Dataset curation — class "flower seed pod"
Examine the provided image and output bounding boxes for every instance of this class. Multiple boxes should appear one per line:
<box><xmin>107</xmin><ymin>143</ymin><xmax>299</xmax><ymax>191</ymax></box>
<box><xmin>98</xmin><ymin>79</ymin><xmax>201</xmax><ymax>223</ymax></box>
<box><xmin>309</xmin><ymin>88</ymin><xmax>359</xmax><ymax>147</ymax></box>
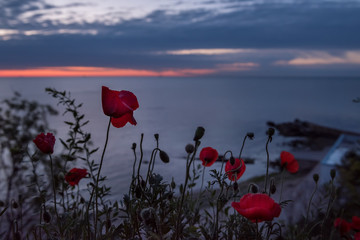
<box><xmin>140</xmin><ymin>207</ymin><xmax>154</xmax><ymax>225</ymax></box>
<box><xmin>185</xmin><ymin>144</ymin><xmax>195</xmax><ymax>154</ymax></box>
<box><xmin>249</xmin><ymin>183</ymin><xmax>259</xmax><ymax>193</ymax></box>
<box><xmin>193</xmin><ymin>127</ymin><xmax>205</xmax><ymax>141</ymax></box>
<box><xmin>330</xmin><ymin>169</ymin><xmax>336</xmax><ymax>179</ymax></box>
<box><xmin>313</xmin><ymin>173</ymin><xmax>319</xmax><ymax>183</ymax></box>
<box><xmin>159</xmin><ymin>150</ymin><xmax>170</xmax><ymax>163</ymax></box>
<box><xmin>43</xmin><ymin>211</ymin><xmax>51</xmax><ymax>223</ymax></box>
<box><xmin>154</xmin><ymin>133</ymin><xmax>159</xmax><ymax>141</ymax></box>
<box><xmin>0</xmin><ymin>200</ymin><xmax>4</xmax><ymax>207</ymax></box>
<box><xmin>266</xmin><ymin>128</ymin><xmax>275</xmax><ymax>137</ymax></box>
<box><xmin>80</xmin><ymin>197</ymin><xmax>85</xmax><ymax>204</ymax></box>
<box><xmin>58</xmin><ymin>172</ymin><xmax>65</xmax><ymax>181</ymax></box>
<box><xmin>233</xmin><ymin>181</ymin><xmax>238</xmax><ymax>191</ymax></box>
<box><xmin>247</xmin><ymin>132</ymin><xmax>255</xmax><ymax>139</ymax></box>
<box><xmin>11</xmin><ymin>200</ymin><xmax>18</xmax><ymax>209</ymax></box>
<box><xmin>131</xmin><ymin>143</ymin><xmax>136</xmax><ymax>150</ymax></box>
<box><xmin>270</xmin><ymin>183</ymin><xmax>276</xmax><ymax>195</ymax></box>
<box><xmin>230</xmin><ymin>156</ymin><xmax>235</xmax><ymax>165</ymax></box>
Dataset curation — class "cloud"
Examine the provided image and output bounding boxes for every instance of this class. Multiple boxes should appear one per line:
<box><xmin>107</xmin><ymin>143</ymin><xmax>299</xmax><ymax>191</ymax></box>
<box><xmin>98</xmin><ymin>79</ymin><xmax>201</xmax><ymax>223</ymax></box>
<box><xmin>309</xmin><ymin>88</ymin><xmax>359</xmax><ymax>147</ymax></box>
<box><xmin>0</xmin><ymin>0</ymin><xmax>360</xmax><ymax>76</ymax></box>
<box><xmin>216</xmin><ymin>62</ymin><xmax>259</xmax><ymax>71</ymax></box>
<box><xmin>275</xmin><ymin>51</ymin><xmax>360</xmax><ymax>66</ymax></box>
<box><xmin>164</xmin><ymin>48</ymin><xmax>253</xmax><ymax>55</ymax></box>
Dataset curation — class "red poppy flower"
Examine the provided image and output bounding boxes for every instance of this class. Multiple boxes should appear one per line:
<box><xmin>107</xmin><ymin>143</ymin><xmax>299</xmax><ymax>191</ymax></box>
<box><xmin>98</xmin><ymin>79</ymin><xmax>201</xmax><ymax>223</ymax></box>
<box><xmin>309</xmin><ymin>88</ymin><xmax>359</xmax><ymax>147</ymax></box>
<box><xmin>225</xmin><ymin>158</ymin><xmax>246</xmax><ymax>181</ymax></box>
<box><xmin>65</xmin><ymin>168</ymin><xmax>88</xmax><ymax>186</ymax></box>
<box><xmin>199</xmin><ymin>147</ymin><xmax>218</xmax><ymax>167</ymax></box>
<box><xmin>33</xmin><ymin>133</ymin><xmax>56</xmax><ymax>154</ymax></box>
<box><xmin>352</xmin><ymin>216</ymin><xmax>360</xmax><ymax>231</ymax></box>
<box><xmin>334</xmin><ymin>218</ymin><xmax>352</xmax><ymax>235</ymax></box>
<box><xmin>280</xmin><ymin>151</ymin><xmax>299</xmax><ymax>173</ymax></box>
<box><xmin>355</xmin><ymin>232</ymin><xmax>360</xmax><ymax>240</ymax></box>
<box><xmin>231</xmin><ymin>193</ymin><xmax>281</xmax><ymax>223</ymax></box>
<box><xmin>102</xmin><ymin>86</ymin><xmax>139</xmax><ymax>128</ymax></box>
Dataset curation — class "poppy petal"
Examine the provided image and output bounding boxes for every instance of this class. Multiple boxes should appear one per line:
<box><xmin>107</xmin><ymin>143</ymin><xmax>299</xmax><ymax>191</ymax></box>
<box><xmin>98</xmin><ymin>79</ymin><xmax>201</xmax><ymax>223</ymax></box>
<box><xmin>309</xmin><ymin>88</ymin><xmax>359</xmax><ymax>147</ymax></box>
<box><xmin>111</xmin><ymin>113</ymin><xmax>137</xmax><ymax>128</ymax></box>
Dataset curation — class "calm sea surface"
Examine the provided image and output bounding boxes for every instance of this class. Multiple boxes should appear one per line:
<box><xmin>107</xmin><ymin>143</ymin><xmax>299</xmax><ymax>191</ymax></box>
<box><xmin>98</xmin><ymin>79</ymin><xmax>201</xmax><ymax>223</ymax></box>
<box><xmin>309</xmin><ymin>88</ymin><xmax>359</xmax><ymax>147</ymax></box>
<box><xmin>0</xmin><ymin>76</ymin><xmax>359</xmax><ymax>199</ymax></box>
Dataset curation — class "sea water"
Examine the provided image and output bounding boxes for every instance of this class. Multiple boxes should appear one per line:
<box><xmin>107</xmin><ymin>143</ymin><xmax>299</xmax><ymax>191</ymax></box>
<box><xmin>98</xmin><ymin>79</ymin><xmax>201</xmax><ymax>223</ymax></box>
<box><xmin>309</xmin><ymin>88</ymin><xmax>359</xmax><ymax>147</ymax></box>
<box><xmin>0</xmin><ymin>76</ymin><xmax>359</xmax><ymax>199</ymax></box>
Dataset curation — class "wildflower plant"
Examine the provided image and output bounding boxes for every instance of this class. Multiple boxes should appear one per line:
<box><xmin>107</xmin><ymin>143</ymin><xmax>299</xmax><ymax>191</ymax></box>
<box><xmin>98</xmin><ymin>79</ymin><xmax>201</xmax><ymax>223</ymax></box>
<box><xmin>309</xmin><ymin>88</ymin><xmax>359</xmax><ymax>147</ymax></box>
<box><xmin>0</xmin><ymin>87</ymin><xmax>356</xmax><ymax>240</ymax></box>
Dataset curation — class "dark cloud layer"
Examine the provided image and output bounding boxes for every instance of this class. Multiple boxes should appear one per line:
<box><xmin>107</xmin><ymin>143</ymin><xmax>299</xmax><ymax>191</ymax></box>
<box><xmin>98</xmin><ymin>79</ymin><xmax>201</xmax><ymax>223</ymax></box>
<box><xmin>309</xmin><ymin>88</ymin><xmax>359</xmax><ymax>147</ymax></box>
<box><xmin>0</xmin><ymin>0</ymin><xmax>360</xmax><ymax>75</ymax></box>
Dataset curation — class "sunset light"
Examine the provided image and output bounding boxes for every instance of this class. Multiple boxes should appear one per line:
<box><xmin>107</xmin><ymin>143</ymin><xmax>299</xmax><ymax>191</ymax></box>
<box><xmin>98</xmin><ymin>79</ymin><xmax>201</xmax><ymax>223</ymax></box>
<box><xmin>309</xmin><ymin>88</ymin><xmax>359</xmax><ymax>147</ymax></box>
<box><xmin>0</xmin><ymin>66</ymin><xmax>217</xmax><ymax>78</ymax></box>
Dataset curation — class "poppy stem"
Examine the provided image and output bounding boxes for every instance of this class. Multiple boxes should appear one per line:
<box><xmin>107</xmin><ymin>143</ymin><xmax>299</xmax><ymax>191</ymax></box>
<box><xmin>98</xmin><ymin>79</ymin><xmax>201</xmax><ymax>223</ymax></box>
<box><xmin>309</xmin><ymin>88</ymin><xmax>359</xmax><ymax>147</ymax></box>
<box><xmin>49</xmin><ymin>154</ymin><xmax>60</xmax><ymax>231</ymax></box>
<box><xmin>279</xmin><ymin>168</ymin><xmax>286</xmax><ymax>201</ymax></box>
<box><xmin>239</xmin><ymin>135</ymin><xmax>248</xmax><ymax>159</ymax></box>
<box><xmin>221</xmin><ymin>150</ymin><xmax>233</xmax><ymax>176</ymax></box>
<box><xmin>176</xmin><ymin>140</ymin><xmax>200</xmax><ymax>240</ymax></box>
<box><xmin>305</xmin><ymin>180</ymin><xmax>318</xmax><ymax>226</ymax></box>
<box><xmin>264</xmin><ymin>136</ymin><xmax>271</xmax><ymax>194</ymax></box>
<box><xmin>200</xmin><ymin>165</ymin><xmax>206</xmax><ymax>195</ymax></box>
<box><xmin>137</xmin><ymin>133</ymin><xmax>144</xmax><ymax>185</ymax></box>
<box><xmin>145</xmin><ymin>148</ymin><xmax>160</xmax><ymax>185</ymax></box>
<box><xmin>94</xmin><ymin>117</ymin><xmax>111</xmax><ymax>238</ymax></box>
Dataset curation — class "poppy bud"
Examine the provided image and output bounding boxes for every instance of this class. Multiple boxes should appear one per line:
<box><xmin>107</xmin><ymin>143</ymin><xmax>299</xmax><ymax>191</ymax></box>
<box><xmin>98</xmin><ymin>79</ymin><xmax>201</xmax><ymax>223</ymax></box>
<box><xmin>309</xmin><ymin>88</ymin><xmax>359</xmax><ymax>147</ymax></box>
<box><xmin>159</xmin><ymin>150</ymin><xmax>170</xmax><ymax>163</ymax></box>
<box><xmin>270</xmin><ymin>179</ymin><xmax>276</xmax><ymax>194</ymax></box>
<box><xmin>135</xmin><ymin>186</ymin><xmax>142</xmax><ymax>198</ymax></box>
<box><xmin>131</xmin><ymin>143</ymin><xmax>136</xmax><ymax>150</ymax></box>
<box><xmin>141</xmin><ymin>180</ymin><xmax>146</xmax><ymax>188</ymax></box>
<box><xmin>230</xmin><ymin>156</ymin><xmax>235</xmax><ymax>165</ymax></box>
<box><xmin>154</xmin><ymin>133</ymin><xmax>159</xmax><ymax>141</ymax></box>
<box><xmin>193</xmin><ymin>127</ymin><xmax>205</xmax><ymax>141</ymax></box>
<box><xmin>266</xmin><ymin>128</ymin><xmax>275</xmax><ymax>137</ymax></box>
<box><xmin>80</xmin><ymin>197</ymin><xmax>85</xmax><ymax>204</ymax></box>
<box><xmin>58</xmin><ymin>172</ymin><xmax>65</xmax><ymax>181</ymax></box>
<box><xmin>0</xmin><ymin>200</ymin><xmax>4</xmax><ymax>207</ymax></box>
<box><xmin>313</xmin><ymin>173</ymin><xmax>319</xmax><ymax>183</ymax></box>
<box><xmin>247</xmin><ymin>132</ymin><xmax>255</xmax><ymax>139</ymax></box>
<box><xmin>171</xmin><ymin>178</ymin><xmax>176</xmax><ymax>189</ymax></box>
<box><xmin>233</xmin><ymin>182</ymin><xmax>238</xmax><ymax>191</ymax></box>
<box><xmin>43</xmin><ymin>211</ymin><xmax>51</xmax><ymax>223</ymax></box>
<box><xmin>185</xmin><ymin>144</ymin><xmax>195</xmax><ymax>154</ymax></box>
<box><xmin>249</xmin><ymin>183</ymin><xmax>259</xmax><ymax>193</ymax></box>
<box><xmin>11</xmin><ymin>200</ymin><xmax>18</xmax><ymax>209</ymax></box>
<box><xmin>140</xmin><ymin>207</ymin><xmax>154</xmax><ymax>225</ymax></box>
<box><xmin>330</xmin><ymin>169</ymin><xmax>336</xmax><ymax>179</ymax></box>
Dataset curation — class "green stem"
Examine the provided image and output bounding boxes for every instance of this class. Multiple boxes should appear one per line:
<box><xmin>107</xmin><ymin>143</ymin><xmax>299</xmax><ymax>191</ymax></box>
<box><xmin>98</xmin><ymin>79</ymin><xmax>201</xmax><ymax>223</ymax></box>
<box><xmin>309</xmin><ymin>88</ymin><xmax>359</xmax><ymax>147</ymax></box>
<box><xmin>145</xmin><ymin>148</ymin><xmax>160</xmax><ymax>185</ymax></box>
<box><xmin>176</xmin><ymin>141</ymin><xmax>199</xmax><ymax>240</ymax></box>
<box><xmin>279</xmin><ymin>168</ymin><xmax>285</xmax><ymax>201</ymax></box>
<box><xmin>49</xmin><ymin>154</ymin><xmax>59</xmax><ymax>221</ymax></box>
<box><xmin>239</xmin><ymin>135</ymin><xmax>248</xmax><ymax>159</ymax></box>
<box><xmin>305</xmin><ymin>181</ymin><xmax>318</xmax><ymax>226</ymax></box>
<box><xmin>264</xmin><ymin>137</ymin><xmax>271</xmax><ymax>193</ymax></box>
<box><xmin>94</xmin><ymin>117</ymin><xmax>111</xmax><ymax>238</ymax></box>
<box><xmin>137</xmin><ymin>134</ymin><xmax>144</xmax><ymax>185</ymax></box>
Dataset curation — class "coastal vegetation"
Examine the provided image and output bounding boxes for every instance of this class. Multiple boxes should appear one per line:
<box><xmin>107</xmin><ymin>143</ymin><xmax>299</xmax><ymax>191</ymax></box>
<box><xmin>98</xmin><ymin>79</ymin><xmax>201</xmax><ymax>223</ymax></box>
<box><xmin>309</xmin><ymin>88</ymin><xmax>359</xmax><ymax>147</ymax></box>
<box><xmin>0</xmin><ymin>87</ymin><xmax>359</xmax><ymax>239</ymax></box>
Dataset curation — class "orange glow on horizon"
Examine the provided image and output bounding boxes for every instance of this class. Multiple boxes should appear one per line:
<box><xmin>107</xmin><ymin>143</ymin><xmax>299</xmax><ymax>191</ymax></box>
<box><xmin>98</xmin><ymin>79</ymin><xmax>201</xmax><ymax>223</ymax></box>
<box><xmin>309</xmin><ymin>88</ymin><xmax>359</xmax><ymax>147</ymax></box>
<box><xmin>0</xmin><ymin>66</ymin><xmax>216</xmax><ymax>77</ymax></box>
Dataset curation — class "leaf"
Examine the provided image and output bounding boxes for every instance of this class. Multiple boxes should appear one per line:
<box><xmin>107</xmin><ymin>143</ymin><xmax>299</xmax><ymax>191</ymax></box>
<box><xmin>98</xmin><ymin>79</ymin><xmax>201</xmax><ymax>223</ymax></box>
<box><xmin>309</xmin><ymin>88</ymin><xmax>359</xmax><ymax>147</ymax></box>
<box><xmin>0</xmin><ymin>207</ymin><xmax>8</xmax><ymax>216</ymax></box>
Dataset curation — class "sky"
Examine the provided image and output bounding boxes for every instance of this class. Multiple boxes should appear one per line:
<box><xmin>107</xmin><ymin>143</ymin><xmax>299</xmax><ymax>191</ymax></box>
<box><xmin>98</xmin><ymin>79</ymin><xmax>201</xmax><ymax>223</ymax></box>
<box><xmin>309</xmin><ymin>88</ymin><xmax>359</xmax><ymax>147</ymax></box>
<box><xmin>0</xmin><ymin>0</ymin><xmax>360</xmax><ymax>77</ymax></box>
